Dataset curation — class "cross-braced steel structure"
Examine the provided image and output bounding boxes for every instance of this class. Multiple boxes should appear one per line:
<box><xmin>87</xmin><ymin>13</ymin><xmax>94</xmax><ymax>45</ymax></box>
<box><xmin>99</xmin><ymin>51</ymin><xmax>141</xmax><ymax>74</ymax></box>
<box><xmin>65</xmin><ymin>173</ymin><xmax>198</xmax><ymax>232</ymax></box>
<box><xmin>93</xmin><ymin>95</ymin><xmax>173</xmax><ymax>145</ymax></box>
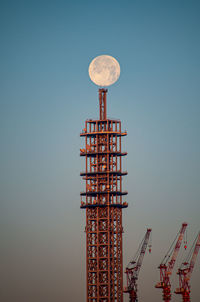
<box><xmin>80</xmin><ymin>89</ymin><xmax>128</xmax><ymax>302</ymax></box>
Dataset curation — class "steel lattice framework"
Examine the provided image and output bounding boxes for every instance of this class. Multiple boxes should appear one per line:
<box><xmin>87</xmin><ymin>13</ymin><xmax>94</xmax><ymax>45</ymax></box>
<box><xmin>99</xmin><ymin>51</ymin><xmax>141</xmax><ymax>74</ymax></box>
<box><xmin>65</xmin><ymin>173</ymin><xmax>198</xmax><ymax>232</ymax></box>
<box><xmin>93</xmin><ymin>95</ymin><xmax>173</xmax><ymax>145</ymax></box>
<box><xmin>80</xmin><ymin>89</ymin><xmax>128</xmax><ymax>302</ymax></box>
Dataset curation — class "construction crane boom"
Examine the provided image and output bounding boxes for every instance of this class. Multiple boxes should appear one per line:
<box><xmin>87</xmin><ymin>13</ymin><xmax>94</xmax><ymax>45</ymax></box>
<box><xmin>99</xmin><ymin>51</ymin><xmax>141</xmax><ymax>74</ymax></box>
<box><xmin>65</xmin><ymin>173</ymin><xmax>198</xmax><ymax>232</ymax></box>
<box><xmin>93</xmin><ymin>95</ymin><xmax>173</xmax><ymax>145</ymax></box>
<box><xmin>187</xmin><ymin>231</ymin><xmax>200</xmax><ymax>279</ymax></box>
<box><xmin>155</xmin><ymin>222</ymin><xmax>188</xmax><ymax>302</ymax></box>
<box><xmin>175</xmin><ymin>231</ymin><xmax>200</xmax><ymax>302</ymax></box>
<box><xmin>124</xmin><ymin>228</ymin><xmax>152</xmax><ymax>302</ymax></box>
<box><xmin>168</xmin><ymin>223</ymin><xmax>188</xmax><ymax>274</ymax></box>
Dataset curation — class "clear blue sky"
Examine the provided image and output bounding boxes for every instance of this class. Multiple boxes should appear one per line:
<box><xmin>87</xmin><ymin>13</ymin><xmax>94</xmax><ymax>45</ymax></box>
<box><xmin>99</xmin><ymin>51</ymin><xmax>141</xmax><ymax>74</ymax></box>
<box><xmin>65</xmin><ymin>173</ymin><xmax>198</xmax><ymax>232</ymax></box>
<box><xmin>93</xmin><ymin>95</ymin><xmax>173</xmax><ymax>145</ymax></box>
<box><xmin>1</xmin><ymin>1</ymin><xmax>200</xmax><ymax>301</ymax></box>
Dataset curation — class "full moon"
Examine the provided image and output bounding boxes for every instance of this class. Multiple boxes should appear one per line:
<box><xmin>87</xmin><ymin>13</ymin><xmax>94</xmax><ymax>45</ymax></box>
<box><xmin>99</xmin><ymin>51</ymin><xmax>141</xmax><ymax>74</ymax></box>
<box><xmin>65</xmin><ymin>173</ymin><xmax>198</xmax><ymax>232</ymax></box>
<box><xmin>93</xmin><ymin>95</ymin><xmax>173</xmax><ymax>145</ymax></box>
<box><xmin>88</xmin><ymin>55</ymin><xmax>120</xmax><ymax>86</ymax></box>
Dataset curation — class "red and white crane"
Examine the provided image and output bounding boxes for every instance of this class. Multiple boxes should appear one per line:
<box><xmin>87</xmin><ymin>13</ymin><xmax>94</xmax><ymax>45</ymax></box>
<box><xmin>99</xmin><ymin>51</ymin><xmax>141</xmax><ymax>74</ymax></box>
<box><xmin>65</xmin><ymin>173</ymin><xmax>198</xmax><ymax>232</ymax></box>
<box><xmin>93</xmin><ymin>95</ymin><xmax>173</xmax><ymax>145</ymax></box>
<box><xmin>175</xmin><ymin>231</ymin><xmax>200</xmax><ymax>302</ymax></box>
<box><xmin>124</xmin><ymin>228</ymin><xmax>152</xmax><ymax>302</ymax></box>
<box><xmin>155</xmin><ymin>222</ymin><xmax>188</xmax><ymax>302</ymax></box>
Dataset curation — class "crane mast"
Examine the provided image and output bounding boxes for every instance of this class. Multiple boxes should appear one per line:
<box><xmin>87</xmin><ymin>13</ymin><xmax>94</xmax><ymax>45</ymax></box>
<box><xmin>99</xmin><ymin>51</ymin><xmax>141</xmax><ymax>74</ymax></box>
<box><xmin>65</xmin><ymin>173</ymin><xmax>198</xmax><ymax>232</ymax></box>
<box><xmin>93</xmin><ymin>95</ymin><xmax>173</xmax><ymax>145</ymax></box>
<box><xmin>175</xmin><ymin>231</ymin><xmax>200</xmax><ymax>302</ymax></box>
<box><xmin>124</xmin><ymin>228</ymin><xmax>152</xmax><ymax>302</ymax></box>
<box><xmin>155</xmin><ymin>222</ymin><xmax>188</xmax><ymax>302</ymax></box>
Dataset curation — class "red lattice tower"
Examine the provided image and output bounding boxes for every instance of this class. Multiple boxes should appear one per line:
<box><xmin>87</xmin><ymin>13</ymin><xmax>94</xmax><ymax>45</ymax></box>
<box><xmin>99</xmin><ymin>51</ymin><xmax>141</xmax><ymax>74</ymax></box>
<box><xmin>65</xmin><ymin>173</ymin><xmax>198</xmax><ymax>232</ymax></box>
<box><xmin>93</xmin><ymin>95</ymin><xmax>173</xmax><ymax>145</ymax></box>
<box><xmin>80</xmin><ymin>89</ymin><xmax>128</xmax><ymax>302</ymax></box>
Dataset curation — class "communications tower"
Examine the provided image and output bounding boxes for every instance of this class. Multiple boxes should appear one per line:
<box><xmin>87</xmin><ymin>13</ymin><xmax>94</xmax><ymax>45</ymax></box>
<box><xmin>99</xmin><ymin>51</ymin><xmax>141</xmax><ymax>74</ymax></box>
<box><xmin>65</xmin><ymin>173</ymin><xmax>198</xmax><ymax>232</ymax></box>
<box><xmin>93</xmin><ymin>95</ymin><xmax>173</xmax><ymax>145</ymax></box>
<box><xmin>80</xmin><ymin>88</ymin><xmax>128</xmax><ymax>301</ymax></box>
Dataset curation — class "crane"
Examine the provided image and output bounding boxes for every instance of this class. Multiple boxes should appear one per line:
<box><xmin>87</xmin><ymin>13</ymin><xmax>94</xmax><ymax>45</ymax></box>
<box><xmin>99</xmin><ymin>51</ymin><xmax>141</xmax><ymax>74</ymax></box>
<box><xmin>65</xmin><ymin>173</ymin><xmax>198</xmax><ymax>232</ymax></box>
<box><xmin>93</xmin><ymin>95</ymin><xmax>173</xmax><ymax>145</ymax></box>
<box><xmin>175</xmin><ymin>231</ymin><xmax>200</xmax><ymax>302</ymax></box>
<box><xmin>155</xmin><ymin>222</ymin><xmax>188</xmax><ymax>302</ymax></box>
<box><xmin>124</xmin><ymin>228</ymin><xmax>152</xmax><ymax>302</ymax></box>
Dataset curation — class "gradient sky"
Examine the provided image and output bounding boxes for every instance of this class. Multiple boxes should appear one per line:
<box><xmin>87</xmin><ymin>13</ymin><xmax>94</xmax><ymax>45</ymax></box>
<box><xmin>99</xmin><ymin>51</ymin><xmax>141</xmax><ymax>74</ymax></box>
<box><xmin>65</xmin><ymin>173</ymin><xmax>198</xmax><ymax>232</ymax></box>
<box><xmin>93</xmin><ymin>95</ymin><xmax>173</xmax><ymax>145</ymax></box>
<box><xmin>1</xmin><ymin>1</ymin><xmax>200</xmax><ymax>301</ymax></box>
